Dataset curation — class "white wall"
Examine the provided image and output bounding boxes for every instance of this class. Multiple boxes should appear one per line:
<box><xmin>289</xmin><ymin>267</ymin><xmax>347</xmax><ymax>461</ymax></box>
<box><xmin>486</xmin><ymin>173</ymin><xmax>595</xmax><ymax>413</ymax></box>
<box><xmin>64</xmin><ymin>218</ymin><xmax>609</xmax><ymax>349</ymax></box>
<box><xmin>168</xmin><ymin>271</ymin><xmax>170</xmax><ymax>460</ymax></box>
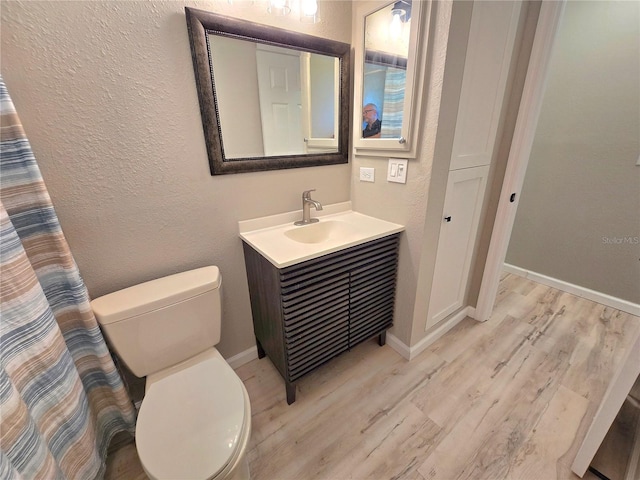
<box><xmin>0</xmin><ymin>0</ymin><xmax>352</xmax><ymax>358</ymax></box>
<box><xmin>506</xmin><ymin>0</ymin><xmax>640</xmax><ymax>304</ymax></box>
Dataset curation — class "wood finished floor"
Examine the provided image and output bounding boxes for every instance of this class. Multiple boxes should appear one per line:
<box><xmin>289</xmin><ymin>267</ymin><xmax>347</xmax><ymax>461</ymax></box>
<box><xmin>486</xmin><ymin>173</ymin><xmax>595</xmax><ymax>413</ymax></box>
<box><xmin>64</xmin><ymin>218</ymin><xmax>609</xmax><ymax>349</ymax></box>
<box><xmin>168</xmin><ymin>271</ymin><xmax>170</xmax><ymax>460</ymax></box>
<box><xmin>105</xmin><ymin>273</ymin><xmax>640</xmax><ymax>480</ymax></box>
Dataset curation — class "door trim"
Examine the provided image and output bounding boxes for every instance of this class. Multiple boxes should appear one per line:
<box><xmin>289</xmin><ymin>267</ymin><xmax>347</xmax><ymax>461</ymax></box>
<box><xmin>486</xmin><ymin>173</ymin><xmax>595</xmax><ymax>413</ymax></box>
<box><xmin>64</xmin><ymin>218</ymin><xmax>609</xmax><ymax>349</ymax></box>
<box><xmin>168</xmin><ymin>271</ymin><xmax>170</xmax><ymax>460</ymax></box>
<box><xmin>474</xmin><ymin>0</ymin><xmax>566</xmax><ymax>322</ymax></box>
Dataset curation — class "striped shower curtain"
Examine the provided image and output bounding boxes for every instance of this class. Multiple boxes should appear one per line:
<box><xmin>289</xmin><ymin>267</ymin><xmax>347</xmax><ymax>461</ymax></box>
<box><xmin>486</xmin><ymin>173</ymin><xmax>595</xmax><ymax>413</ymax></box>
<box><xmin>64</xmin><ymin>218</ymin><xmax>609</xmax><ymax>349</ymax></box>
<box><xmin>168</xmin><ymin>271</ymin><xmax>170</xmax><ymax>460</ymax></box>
<box><xmin>380</xmin><ymin>67</ymin><xmax>406</xmax><ymax>139</ymax></box>
<box><xmin>0</xmin><ymin>78</ymin><xmax>135</xmax><ymax>478</ymax></box>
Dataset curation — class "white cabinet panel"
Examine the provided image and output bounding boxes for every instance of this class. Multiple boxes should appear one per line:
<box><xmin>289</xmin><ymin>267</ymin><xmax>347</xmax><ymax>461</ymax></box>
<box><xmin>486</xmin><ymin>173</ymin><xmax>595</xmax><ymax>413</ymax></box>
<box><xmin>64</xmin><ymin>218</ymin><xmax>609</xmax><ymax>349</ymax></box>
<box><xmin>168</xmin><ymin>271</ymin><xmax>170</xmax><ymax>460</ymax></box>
<box><xmin>426</xmin><ymin>166</ymin><xmax>489</xmax><ymax>330</ymax></box>
<box><xmin>450</xmin><ymin>1</ymin><xmax>521</xmax><ymax>170</ymax></box>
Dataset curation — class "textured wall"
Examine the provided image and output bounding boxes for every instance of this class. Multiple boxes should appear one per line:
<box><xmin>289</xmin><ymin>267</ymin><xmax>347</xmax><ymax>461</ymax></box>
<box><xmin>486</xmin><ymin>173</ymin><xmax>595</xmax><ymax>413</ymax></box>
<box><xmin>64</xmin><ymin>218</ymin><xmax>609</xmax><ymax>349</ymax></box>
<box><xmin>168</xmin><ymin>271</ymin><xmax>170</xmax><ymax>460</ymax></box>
<box><xmin>1</xmin><ymin>0</ymin><xmax>352</xmax><ymax>358</ymax></box>
<box><xmin>506</xmin><ymin>0</ymin><xmax>640</xmax><ymax>304</ymax></box>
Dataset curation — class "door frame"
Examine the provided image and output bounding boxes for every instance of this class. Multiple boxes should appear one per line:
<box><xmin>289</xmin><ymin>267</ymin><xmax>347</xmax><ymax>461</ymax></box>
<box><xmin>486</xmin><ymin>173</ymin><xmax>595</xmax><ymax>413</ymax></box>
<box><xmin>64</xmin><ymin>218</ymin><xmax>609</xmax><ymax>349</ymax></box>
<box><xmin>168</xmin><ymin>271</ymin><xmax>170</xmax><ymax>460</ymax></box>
<box><xmin>474</xmin><ymin>0</ymin><xmax>566</xmax><ymax>322</ymax></box>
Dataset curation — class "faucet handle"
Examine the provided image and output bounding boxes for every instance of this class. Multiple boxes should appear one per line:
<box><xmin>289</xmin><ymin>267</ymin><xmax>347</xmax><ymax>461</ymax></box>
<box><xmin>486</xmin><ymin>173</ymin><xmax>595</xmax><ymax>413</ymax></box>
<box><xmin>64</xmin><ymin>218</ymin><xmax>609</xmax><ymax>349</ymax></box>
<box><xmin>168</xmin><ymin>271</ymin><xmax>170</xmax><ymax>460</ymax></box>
<box><xmin>302</xmin><ymin>189</ymin><xmax>316</xmax><ymax>199</ymax></box>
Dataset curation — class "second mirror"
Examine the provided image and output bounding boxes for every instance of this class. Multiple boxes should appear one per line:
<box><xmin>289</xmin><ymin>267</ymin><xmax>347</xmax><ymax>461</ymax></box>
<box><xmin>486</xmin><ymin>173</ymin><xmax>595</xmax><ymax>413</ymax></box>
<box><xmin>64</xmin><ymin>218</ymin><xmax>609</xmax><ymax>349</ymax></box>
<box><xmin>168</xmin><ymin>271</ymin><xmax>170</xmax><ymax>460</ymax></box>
<box><xmin>353</xmin><ymin>0</ymin><xmax>432</xmax><ymax>157</ymax></box>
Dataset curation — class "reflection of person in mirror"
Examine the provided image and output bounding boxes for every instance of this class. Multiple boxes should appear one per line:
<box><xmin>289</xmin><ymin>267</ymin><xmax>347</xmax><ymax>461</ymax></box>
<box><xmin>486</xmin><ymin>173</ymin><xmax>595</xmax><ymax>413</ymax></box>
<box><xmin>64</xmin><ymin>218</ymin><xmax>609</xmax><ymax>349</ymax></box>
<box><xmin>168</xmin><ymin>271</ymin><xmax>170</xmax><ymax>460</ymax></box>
<box><xmin>362</xmin><ymin>103</ymin><xmax>381</xmax><ymax>138</ymax></box>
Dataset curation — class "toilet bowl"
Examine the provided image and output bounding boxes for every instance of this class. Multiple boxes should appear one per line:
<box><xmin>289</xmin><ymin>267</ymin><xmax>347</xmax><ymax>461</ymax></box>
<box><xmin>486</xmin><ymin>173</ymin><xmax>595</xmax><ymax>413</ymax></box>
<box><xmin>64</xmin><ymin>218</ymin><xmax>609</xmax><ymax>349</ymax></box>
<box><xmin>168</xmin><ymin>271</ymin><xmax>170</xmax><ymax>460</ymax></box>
<box><xmin>137</xmin><ymin>348</ymin><xmax>251</xmax><ymax>480</ymax></box>
<box><xmin>91</xmin><ymin>267</ymin><xmax>251</xmax><ymax>480</ymax></box>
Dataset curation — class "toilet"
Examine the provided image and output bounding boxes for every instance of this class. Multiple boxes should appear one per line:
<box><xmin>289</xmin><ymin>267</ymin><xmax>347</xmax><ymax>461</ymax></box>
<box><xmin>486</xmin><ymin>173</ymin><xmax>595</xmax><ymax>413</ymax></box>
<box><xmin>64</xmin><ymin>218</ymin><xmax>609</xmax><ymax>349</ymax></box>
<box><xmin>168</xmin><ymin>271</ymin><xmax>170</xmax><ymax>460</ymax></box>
<box><xmin>92</xmin><ymin>266</ymin><xmax>251</xmax><ymax>480</ymax></box>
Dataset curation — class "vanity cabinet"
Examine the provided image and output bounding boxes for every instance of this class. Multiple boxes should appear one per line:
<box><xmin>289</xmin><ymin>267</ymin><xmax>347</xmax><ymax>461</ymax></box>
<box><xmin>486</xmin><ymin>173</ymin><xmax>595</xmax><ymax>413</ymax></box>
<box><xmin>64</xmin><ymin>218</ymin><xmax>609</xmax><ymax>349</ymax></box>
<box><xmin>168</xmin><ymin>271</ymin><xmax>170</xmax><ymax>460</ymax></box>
<box><xmin>242</xmin><ymin>234</ymin><xmax>399</xmax><ymax>404</ymax></box>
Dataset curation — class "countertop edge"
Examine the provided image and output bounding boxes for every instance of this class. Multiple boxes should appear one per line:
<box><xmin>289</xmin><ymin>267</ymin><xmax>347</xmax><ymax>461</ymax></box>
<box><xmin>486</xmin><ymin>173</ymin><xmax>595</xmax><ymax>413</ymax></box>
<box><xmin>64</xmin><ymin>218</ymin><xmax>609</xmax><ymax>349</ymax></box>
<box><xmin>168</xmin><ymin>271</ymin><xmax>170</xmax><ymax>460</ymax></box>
<box><xmin>240</xmin><ymin>226</ymin><xmax>405</xmax><ymax>269</ymax></box>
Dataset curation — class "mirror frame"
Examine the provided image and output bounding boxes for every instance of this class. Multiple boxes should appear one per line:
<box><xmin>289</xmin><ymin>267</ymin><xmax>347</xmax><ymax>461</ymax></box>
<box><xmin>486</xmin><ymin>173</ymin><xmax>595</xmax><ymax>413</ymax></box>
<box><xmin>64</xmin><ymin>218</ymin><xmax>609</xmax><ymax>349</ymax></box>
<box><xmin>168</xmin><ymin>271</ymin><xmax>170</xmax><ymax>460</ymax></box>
<box><xmin>185</xmin><ymin>7</ymin><xmax>351</xmax><ymax>175</ymax></box>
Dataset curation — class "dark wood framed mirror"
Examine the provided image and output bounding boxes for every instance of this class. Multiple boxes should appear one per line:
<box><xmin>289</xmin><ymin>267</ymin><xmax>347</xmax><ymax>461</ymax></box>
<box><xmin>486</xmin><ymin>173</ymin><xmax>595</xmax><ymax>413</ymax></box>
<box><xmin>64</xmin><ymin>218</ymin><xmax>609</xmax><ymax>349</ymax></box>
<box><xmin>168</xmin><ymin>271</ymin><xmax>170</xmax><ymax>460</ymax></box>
<box><xmin>185</xmin><ymin>7</ymin><xmax>351</xmax><ymax>175</ymax></box>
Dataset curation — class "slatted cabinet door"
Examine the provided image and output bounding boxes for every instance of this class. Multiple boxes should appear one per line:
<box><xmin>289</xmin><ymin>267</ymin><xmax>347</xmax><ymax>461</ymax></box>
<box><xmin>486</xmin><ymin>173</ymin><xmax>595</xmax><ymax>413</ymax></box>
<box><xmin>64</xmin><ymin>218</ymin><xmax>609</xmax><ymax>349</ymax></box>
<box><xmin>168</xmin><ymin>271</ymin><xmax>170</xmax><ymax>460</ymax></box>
<box><xmin>281</xmin><ymin>272</ymin><xmax>350</xmax><ymax>382</ymax></box>
<box><xmin>243</xmin><ymin>233</ymin><xmax>400</xmax><ymax>404</ymax></box>
<box><xmin>349</xmin><ymin>239</ymin><xmax>398</xmax><ymax>347</ymax></box>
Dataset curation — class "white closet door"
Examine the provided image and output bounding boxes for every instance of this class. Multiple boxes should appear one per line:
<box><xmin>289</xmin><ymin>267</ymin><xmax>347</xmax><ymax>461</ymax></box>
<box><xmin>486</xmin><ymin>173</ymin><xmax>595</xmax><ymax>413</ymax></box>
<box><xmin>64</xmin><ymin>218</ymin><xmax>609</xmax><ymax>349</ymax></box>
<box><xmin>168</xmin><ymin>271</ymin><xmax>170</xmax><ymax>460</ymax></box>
<box><xmin>426</xmin><ymin>166</ymin><xmax>489</xmax><ymax>330</ymax></box>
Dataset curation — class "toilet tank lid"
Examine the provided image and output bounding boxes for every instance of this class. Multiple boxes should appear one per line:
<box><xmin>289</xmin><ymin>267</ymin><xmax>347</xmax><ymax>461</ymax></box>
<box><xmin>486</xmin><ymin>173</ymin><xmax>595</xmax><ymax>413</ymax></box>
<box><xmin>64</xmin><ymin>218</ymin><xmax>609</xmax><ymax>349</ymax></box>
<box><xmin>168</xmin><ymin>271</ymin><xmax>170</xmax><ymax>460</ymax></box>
<box><xmin>91</xmin><ymin>266</ymin><xmax>220</xmax><ymax>326</ymax></box>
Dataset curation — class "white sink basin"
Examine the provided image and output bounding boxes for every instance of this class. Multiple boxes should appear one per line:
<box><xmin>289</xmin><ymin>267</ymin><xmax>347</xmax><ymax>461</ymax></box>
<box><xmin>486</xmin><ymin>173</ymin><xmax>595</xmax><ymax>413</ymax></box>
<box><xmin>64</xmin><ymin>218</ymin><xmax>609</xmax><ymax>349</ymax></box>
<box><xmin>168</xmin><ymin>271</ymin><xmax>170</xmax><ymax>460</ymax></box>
<box><xmin>284</xmin><ymin>220</ymin><xmax>359</xmax><ymax>244</ymax></box>
<box><xmin>239</xmin><ymin>204</ymin><xmax>404</xmax><ymax>268</ymax></box>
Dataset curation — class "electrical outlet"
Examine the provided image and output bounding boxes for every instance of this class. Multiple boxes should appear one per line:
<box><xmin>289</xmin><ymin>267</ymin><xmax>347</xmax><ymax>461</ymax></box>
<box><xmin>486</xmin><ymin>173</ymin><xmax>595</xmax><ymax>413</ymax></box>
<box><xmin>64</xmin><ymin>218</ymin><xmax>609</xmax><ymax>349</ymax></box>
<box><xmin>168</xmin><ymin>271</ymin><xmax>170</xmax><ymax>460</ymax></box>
<box><xmin>387</xmin><ymin>159</ymin><xmax>408</xmax><ymax>184</ymax></box>
<box><xmin>359</xmin><ymin>167</ymin><xmax>375</xmax><ymax>182</ymax></box>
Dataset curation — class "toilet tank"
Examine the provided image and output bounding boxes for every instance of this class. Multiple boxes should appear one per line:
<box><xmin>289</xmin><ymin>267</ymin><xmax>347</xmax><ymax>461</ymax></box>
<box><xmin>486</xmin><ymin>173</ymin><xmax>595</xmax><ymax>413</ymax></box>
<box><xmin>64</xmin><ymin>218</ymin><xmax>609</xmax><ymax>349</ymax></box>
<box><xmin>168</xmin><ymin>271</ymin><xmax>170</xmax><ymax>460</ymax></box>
<box><xmin>92</xmin><ymin>266</ymin><xmax>222</xmax><ymax>378</ymax></box>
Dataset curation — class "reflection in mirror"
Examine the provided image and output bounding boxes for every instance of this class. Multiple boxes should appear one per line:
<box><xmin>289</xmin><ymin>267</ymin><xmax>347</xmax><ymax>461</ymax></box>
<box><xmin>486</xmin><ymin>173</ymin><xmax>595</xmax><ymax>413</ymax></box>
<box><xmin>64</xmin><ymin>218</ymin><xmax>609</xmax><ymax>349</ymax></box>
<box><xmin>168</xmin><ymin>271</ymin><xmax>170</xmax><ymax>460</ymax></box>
<box><xmin>185</xmin><ymin>7</ymin><xmax>350</xmax><ymax>175</ymax></box>
<box><xmin>361</xmin><ymin>1</ymin><xmax>411</xmax><ymax>139</ymax></box>
<box><xmin>209</xmin><ymin>38</ymin><xmax>339</xmax><ymax>158</ymax></box>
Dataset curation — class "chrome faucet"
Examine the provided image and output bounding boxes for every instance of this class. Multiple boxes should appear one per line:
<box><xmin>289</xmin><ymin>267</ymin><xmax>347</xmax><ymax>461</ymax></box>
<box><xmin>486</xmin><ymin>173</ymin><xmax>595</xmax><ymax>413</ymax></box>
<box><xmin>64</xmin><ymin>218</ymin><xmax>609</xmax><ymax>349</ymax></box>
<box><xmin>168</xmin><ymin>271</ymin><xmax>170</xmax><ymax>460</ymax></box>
<box><xmin>294</xmin><ymin>189</ymin><xmax>323</xmax><ymax>225</ymax></box>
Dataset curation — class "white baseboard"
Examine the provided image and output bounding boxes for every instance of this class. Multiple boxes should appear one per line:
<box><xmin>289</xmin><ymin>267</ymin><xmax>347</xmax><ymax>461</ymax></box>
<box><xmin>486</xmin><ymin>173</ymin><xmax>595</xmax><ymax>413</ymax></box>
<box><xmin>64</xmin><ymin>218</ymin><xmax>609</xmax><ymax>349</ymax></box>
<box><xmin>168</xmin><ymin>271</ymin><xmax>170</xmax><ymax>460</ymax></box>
<box><xmin>387</xmin><ymin>306</ymin><xmax>475</xmax><ymax>361</ymax></box>
<box><xmin>503</xmin><ymin>263</ymin><xmax>640</xmax><ymax>317</ymax></box>
<box><xmin>386</xmin><ymin>332</ymin><xmax>411</xmax><ymax>360</ymax></box>
<box><xmin>226</xmin><ymin>346</ymin><xmax>259</xmax><ymax>370</ymax></box>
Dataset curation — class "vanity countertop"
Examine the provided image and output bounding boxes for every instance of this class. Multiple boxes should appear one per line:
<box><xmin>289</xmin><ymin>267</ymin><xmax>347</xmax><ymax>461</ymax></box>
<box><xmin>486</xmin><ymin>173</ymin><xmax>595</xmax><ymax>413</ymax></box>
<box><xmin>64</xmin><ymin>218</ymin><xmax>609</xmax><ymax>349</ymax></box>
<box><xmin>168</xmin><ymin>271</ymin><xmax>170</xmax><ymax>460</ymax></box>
<box><xmin>238</xmin><ymin>202</ymin><xmax>404</xmax><ymax>268</ymax></box>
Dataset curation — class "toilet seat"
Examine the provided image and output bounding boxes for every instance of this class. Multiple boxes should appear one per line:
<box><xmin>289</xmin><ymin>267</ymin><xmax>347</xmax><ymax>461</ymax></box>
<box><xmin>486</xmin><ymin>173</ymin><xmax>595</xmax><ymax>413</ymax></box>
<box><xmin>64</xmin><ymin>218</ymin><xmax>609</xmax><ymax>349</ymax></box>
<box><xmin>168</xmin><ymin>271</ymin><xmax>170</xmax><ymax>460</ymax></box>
<box><xmin>136</xmin><ymin>349</ymin><xmax>249</xmax><ymax>480</ymax></box>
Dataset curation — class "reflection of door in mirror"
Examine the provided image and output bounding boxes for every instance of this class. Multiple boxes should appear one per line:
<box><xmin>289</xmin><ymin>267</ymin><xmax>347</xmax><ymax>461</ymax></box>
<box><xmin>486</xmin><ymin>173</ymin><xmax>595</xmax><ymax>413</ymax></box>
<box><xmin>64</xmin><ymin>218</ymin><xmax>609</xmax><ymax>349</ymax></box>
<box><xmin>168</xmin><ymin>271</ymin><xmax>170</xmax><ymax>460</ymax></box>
<box><xmin>362</xmin><ymin>1</ymin><xmax>411</xmax><ymax>139</ymax></box>
<box><xmin>256</xmin><ymin>45</ymin><xmax>304</xmax><ymax>156</ymax></box>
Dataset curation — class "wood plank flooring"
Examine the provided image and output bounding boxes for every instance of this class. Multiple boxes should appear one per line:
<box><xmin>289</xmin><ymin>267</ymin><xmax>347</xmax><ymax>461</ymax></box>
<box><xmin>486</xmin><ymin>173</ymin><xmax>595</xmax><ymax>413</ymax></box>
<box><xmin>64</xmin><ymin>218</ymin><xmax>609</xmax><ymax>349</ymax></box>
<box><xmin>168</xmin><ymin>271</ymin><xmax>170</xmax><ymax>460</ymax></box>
<box><xmin>105</xmin><ymin>273</ymin><xmax>640</xmax><ymax>480</ymax></box>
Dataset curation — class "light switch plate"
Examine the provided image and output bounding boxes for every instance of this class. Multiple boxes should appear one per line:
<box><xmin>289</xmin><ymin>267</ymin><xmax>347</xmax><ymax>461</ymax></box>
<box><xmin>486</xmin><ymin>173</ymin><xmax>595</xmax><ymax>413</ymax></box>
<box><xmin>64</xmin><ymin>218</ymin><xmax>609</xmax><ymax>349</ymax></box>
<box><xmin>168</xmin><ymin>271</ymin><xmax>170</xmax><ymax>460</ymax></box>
<box><xmin>387</xmin><ymin>158</ymin><xmax>408</xmax><ymax>184</ymax></box>
<box><xmin>359</xmin><ymin>167</ymin><xmax>375</xmax><ymax>182</ymax></box>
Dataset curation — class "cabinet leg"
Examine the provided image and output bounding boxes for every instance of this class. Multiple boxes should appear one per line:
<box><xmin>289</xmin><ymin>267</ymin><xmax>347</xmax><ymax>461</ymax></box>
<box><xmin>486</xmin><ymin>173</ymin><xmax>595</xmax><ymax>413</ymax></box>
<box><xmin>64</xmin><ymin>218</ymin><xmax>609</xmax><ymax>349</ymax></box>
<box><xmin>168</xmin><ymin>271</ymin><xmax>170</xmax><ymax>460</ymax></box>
<box><xmin>378</xmin><ymin>331</ymin><xmax>386</xmax><ymax>346</ymax></box>
<box><xmin>256</xmin><ymin>338</ymin><xmax>266</xmax><ymax>359</ymax></box>
<box><xmin>285</xmin><ymin>381</ymin><xmax>296</xmax><ymax>405</ymax></box>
